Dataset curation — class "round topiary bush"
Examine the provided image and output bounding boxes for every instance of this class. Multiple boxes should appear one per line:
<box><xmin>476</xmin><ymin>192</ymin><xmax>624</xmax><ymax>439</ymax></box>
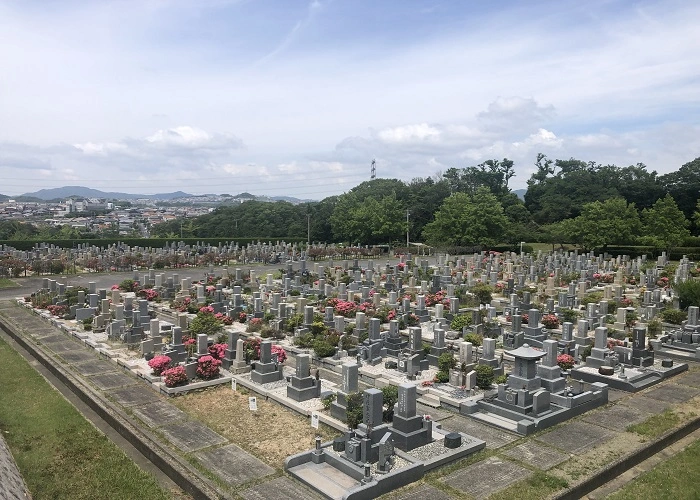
<box><xmin>475</xmin><ymin>365</ymin><xmax>495</xmax><ymax>390</ymax></box>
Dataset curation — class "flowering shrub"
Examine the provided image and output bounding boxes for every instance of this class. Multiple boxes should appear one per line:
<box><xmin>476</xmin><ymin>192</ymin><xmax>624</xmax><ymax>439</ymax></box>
<box><xmin>599</xmin><ymin>273</ymin><xmax>614</xmax><ymax>283</ymax></box>
<box><xmin>47</xmin><ymin>304</ymin><xmax>69</xmax><ymax>317</ymax></box>
<box><xmin>327</xmin><ymin>298</ymin><xmax>357</xmax><ymax>317</ymax></box>
<box><xmin>521</xmin><ymin>313</ymin><xmax>529</xmax><ymax>325</ymax></box>
<box><xmin>138</xmin><ymin>288</ymin><xmax>159</xmax><ymax>301</ymax></box>
<box><xmin>406</xmin><ymin>313</ymin><xmax>420</xmax><ymax>327</ymax></box>
<box><xmin>118</xmin><ymin>279</ymin><xmax>139</xmax><ymax>292</ymax></box>
<box><xmin>656</xmin><ymin>276</ymin><xmax>670</xmax><ymax>288</ymax></box>
<box><xmin>148</xmin><ymin>355</ymin><xmax>172</xmax><ymax>375</ymax></box>
<box><xmin>541</xmin><ymin>314</ymin><xmax>560</xmax><ymax>329</ymax></box>
<box><xmin>171</xmin><ymin>296</ymin><xmax>197</xmax><ymax>313</ymax></box>
<box><xmin>214</xmin><ymin>312</ymin><xmax>233</xmax><ymax>325</ymax></box>
<box><xmin>557</xmin><ymin>354</ymin><xmax>575</xmax><ymax>370</ymax></box>
<box><xmin>397</xmin><ymin>262</ymin><xmax>406</xmax><ymax>270</ymax></box>
<box><xmin>425</xmin><ymin>290</ymin><xmax>448</xmax><ymax>307</ymax></box>
<box><xmin>242</xmin><ymin>337</ymin><xmax>287</xmax><ymax>363</ymax></box>
<box><xmin>199</xmin><ymin>305</ymin><xmax>215</xmax><ymax>314</ymax></box>
<box><xmin>184</xmin><ymin>337</ymin><xmax>196</xmax><ymax>357</ymax></box>
<box><xmin>619</xmin><ymin>297</ymin><xmax>633</xmax><ymax>307</ymax></box>
<box><xmin>420</xmin><ymin>380</ymin><xmax>434</xmax><ymax>387</ymax></box>
<box><xmin>247</xmin><ymin>317</ymin><xmax>263</xmax><ymax>332</ymax></box>
<box><xmin>163</xmin><ymin>366</ymin><xmax>188</xmax><ymax>387</ymax></box>
<box><xmin>607</xmin><ymin>338</ymin><xmax>624</xmax><ymax>350</ymax></box>
<box><xmin>208</xmin><ymin>343</ymin><xmax>228</xmax><ymax>360</ymax></box>
<box><xmin>110</xmin><ymin>284</ymin><xmax>120</xmax><ymax>290</ymax></box>
<box><xmin>238</xmin><ymin>312</ymin><xmax>247</xmax><ymax>323</ymax></box>
<box><xmin>196</xmin><ymin>355</ymin><xmax>222</xmax><ymax>380</ymax></box>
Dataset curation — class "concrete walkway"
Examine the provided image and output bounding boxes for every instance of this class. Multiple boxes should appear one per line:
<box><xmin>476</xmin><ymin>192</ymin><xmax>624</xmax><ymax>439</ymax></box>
<box><xmin>0</xmin><ymin>300</ymin><xmax>321</xmax><ymax>500</ymax></box>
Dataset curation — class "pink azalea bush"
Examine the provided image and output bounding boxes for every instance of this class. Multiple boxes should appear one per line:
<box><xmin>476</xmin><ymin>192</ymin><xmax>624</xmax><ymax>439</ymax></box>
<box><xmin>541</xmin><ymin>314</ymin><xmax>560</xmax><ymax>329</ymax></box>
<box><xmin>47</xmin><ymin>304</ymin><xmax>69</xmax><ymax>317</ymax></box>
<box><xmin>208</xmin><ymin>343</ymin><xmax>228</xmax><ymax>360</ymax></box>
<box><xmin>148</xmin><ymin>355</ymin><xmax>172</xmax><ymax>375</ymax></box>
<box><xmin>163</xmin><ymin>366</ymin><xmax>188</xmax><ymax>387</ymax></box>
<box><xmin>327</xmin><ymin>298</ymin><xmax>357</xmax><ymax>317</ymax></box>
<box><xmin>196</xmin><ymin>355</ymin><xmax>222</xmax><ymax>380</ymax></box>
<box><xmin>214</xmin><ymin>312</ymin><xmax>233</xmax><ymax>325</ymax></box>
<box><xmin>138</xmin><ymin>288</ymin><xmax>159</xmax><ymax>301</ymax></box>
<box><xmin>557</xmin><ymin>354</ymin><xmax>575</xmax><ymax>370</ymax></box>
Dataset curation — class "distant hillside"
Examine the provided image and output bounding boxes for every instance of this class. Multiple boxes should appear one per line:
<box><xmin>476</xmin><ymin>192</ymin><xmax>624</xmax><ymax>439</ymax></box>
<box><xmin>0</xmin><ymin>193</ymin><xmax>8</xmax><ymax>202</ymax></box>
<box><xmin>21</xmin><ymin>186</ymin><xmax>192</xmax><ymax>201</ymax></box>
<box><xmin>513</xmin><ymin>189</ymin><xmax>526</xmax><ymax>200</ymax></box>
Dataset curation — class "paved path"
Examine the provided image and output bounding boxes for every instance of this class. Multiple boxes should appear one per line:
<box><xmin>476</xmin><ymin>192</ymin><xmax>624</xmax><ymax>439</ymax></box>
<box><xmin>0</xmin><ymin>300</ymin><xmax>322</xmax><ymax>499</ymax></box>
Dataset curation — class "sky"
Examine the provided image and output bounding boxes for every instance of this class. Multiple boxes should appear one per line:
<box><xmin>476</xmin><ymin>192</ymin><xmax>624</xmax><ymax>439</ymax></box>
<box><xmin>1</xmin><ymin>0</ymin><xmax>699</xmax><ymax>199</ymax></box>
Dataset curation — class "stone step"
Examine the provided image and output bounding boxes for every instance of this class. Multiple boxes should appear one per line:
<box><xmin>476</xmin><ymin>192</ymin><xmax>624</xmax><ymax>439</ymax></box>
<box><xmin>470</xmin><ymin>411</ymin><xmax>519</xmax><ymax>432</ymax></box>
<box><xmin>416</xmin><ymin>393</ymin><xmax>442</xmax><ymax>408</ymax></box>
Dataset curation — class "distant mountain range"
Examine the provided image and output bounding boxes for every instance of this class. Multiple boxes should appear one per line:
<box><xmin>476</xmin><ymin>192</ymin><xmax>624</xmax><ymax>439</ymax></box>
<box><xmin>0</xmin><ymin>186</ymin><xmax>312</xmax><ymax>204</ymax></box>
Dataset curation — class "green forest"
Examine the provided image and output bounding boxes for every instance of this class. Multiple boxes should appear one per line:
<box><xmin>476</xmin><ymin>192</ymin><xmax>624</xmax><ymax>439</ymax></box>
<box><xmin>4</xmin><ymin>154</ymin><xmax>700</xmax><ymax>253</ymax></box>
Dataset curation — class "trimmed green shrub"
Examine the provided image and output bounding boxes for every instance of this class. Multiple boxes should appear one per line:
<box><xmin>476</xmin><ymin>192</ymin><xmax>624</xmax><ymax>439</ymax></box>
<box><xmin>475</xmin><ymin>365</ymin><xmax>495</xmax><ymax>389</ymax></box>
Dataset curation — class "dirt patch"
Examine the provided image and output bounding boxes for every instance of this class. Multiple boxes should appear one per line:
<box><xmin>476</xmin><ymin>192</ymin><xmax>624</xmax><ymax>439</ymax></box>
<box><xmin>171</xmin><ymin>386</ymin><xmax>339</xmax><ymax>468</ymax></box>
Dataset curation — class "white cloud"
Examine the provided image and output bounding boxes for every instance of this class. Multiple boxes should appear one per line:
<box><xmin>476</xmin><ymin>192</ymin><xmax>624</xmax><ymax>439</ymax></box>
<box><xmin>377</xmin><ymin>123</ymin><xmax>441</xmax><ymax>143</ymax></box>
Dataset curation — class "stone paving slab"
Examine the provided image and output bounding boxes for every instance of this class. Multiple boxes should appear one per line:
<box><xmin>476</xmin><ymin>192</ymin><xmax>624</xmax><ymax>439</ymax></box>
<box><xmin>607</xmin><ymin>389</ymin><xmax>628</xmax><ymax>402</ymax></box>
<box><xmin>159</xmin><ymin>420</ymin><xmax>228</xmax><ymax>453</ymax></box>
<box><xmin>393</xmin><ymin>483</ymin><xmax>455</xmax><ymax>499</ymax></box>
<box><xmin>239</xmin><ymin>476</ymin><xmax>324</xmax><ymax>500</ymax></box>
<box><xmin>643</xmin><ymin>383</ymin><xmax>700</xmax><ymax>404</ymax></box>
<box><xmin>71</xmin><ymin>360</ymin><xmax>117</xmax><ymax>376</ymax></box>
<box><xmin>677</xmin><ymin>370</ymin><xmax>700</xmax><ymax>389</ymax></box>
<box><xmin>535</xmin><ymin>421</ymin><xmax>616</xmax><ymax>455</ymax></box>
<box><xmin>107</xmin><ymin>386</ymin><xmax>158</xmax><ymax>407</ymax></box>
<box><xmin>416</xmin><ymin>403</ymin><xmax>454</xmax><ymax>422</ymax></box>
<box><xmin>87</xmin><ymin>372</ymin><xmax>139</xmax><ymax>391</ymax></box>
<box><xmin>439</xmin><ymin>456</ymin><xmax>531</xmax><ymax>499</ymax></box>
<box><xmin>130</xmin><ymin>401</ymin><xmax>188</xmax><ymax>428</ymax></box>
<box><xmin>40</xmin><ymin>341</ymin><xmax>83</xmax><ymax>353</ymax></box>
<box><xmin>194</xmin><ymin>444</ymin><xmax>274</xmax><ymax>486</ymax></box>
<box><xmin>36</xmin><ymin>334</ymin><xmax>71</xmax><ymax>345</ymax></box>
<box><xmin>580</xmin><ymin>403</ymin><xmax>649</xmax><ymax>431</ymax></box>
<box><xmin>620</xmin><ymin>394</ymin><xmax>672</xmax><ymax>415</ymax></box>
<box><xmin>440</xmin><ymin>415</ymin><xmax>519</xmax><ymax>449</ymax></box>
<box><xmin>58</xmin><ymin>350</ymin><xmax>99</xmax><ymax>364</ymax></box>
<box><xmin>501</xmin><ymin>441</ymin><xmax>570</xmax><ymax>470</ymax></box>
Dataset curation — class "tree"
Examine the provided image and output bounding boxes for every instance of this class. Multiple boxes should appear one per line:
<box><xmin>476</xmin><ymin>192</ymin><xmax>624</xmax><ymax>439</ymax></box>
<box><xmin>567</xmin><ymin>198</ymin><xmax>640</xmax><ymax>250</ymax></box>
<box><xmin>641</xmin><ymin>194</ymin><xmax>690</xmax><ymax>253</ymax></box>
<box><xmin>660</xmin><ymin>157</ymin><xmax>700</xmax><ymax>219</ymax></box>
<box><xmin>422</xmin><ymin>187</ymin><xmax>508</xmax><ymax>248</ymax></box>
<box><xmin>330</xmin><ymin>192</ymin><xmax>405</xmax><ymax>245</ymax></box>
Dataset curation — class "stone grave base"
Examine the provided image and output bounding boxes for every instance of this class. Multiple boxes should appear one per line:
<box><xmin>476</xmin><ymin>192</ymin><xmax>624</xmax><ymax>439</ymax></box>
<box><xmin>570</xmin><ymin>359</ymin><xmax>687</xmax><ymax>392</ymax></box>
<box><xmin>655</xmin><ymin>343</ymin><xmax>700</xmax><ymax>363</ymax></box>
<box><xmin>285</xmin><ymin>430</ymin><xmax>485</xmax><ymax>500</ymax></box>
<box><xmin>460</xmin><ymin>382</ymin><xmax>608</xmax><ymax>435</ymax></box>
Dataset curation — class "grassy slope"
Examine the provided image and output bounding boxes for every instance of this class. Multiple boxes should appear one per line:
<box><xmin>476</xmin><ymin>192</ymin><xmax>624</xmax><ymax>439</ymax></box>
<box><xmin>0</xmin><ymin>336</ymin><xmax>172</xmax><ymax>500</ymax></box>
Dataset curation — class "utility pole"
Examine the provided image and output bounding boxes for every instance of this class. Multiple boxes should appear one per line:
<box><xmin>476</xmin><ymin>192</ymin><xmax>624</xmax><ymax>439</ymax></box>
<box><xmin>406</xmin><ymin>210</ymin><xmax>410</xmax><ymax>247</ymax></box>
<box><xmin>307</xmin><ymin>214</ymin><xmax>311</xmax><ymax>247</ymax></box>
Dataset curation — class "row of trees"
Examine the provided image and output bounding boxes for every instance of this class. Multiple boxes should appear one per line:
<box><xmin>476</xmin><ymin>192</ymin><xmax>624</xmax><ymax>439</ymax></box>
<box><xmin>4</xmin><ymin>155</ymin><xmax>700</xmax><ymax>251</ymax></box>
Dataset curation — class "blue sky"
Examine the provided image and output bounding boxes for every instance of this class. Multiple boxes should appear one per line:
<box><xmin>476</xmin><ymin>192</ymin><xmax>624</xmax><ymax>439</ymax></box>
<box><xmin>1</xmin><ymin>0</ymin><xmax>698</xmax><ymax>198</ymax></box>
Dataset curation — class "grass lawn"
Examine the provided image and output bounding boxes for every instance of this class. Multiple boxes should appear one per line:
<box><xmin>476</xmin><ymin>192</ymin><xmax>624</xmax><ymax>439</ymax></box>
<box><xmin>0</xmin><ymin>336</ymin><xmax>174</xmax><ymax>500</ymax></box>
<box><xmin>0</xmin><ymin>277</ymin><xmax>19</xmax><ymax>288</ymax></box>
<box><xmin>608</xmin><ymin>438</ymin><xmax>700</xmax><ymax>499</ymax></box>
